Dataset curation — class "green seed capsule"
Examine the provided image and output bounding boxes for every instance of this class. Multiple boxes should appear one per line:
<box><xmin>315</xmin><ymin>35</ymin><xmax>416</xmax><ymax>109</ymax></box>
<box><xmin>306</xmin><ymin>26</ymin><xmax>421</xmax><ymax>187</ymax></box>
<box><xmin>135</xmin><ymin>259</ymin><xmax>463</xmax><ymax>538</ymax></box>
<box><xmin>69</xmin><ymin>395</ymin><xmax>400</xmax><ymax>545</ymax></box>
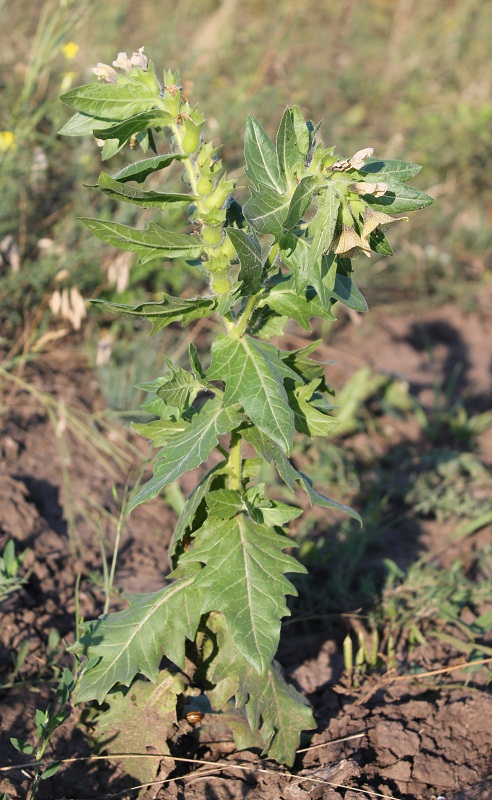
<box><xmin>220</xmin><ymin>234</ymin><xmax>236</xmax><ymax>261</ymax></box>
<box><xmin>197</xmin><ymin>175</ymin><xmax>214</xmax><ymax>196</ymax></box>
<box><xmin>201</xmin><ymin>224</ymin><xmax>223</xmax><ymax>246</ymax></box>
<box><xmin>181</xmin><ymin>120</ymin><xmax>203</xmax><ymax>155</ymax></box>
<box><xmin>210</xmin><ymin>271</ymin><xmax>232</xmax><ymax>295</ymax></box>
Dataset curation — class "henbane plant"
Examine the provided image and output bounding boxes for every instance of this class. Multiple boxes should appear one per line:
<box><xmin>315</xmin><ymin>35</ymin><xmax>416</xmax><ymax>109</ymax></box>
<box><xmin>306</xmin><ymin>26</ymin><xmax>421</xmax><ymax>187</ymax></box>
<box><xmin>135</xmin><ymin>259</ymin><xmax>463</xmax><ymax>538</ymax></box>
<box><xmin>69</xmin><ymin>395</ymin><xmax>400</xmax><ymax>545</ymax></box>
<box><xmin>60</xmin><ymin>47</ymin><xmax>433</xmax><ymax>769</ymax></box>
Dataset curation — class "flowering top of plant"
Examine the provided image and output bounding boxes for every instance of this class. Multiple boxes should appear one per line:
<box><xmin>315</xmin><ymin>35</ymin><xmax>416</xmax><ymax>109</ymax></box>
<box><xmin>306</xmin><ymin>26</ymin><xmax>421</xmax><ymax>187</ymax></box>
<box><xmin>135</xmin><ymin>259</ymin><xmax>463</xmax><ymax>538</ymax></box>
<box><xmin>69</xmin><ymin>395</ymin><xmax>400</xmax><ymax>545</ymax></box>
<box><xmin>60</xmin><ymin>50</ymin><xmax>433</xmax><ymax>771</ymax></box>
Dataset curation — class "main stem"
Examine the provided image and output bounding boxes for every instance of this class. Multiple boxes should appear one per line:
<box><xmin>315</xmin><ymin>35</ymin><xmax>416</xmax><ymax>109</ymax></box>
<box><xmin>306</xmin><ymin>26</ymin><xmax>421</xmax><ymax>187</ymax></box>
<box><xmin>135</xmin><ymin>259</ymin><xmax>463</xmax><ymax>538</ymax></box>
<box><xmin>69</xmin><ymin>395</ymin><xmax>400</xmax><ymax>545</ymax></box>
<box><xmin>158</xmin><ymin>106</ymin><xmax>281</xmax><ymax>497</ymax></box>
<box><xmin>224</xmin><ymin>241</ymin><xmax>282</xmax><ymax>484</ymax></box>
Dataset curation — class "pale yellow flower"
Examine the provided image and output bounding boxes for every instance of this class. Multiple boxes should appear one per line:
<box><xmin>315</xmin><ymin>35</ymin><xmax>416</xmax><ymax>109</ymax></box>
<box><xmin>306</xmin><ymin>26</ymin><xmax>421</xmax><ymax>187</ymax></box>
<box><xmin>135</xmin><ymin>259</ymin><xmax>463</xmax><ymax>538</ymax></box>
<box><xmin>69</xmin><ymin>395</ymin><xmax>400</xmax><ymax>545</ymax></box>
<box><xmin>331</xmin><ymin>147</ymin><xmax>374</xmax><ymax>173</ymax></box>
<box><xmin>349</xmin><ymin>181</ymin><xmax>388</xmax><ymax>197</ymax></box>
<box><xmin>112</xmin><ymin>52</ymin><xmax>133</xmax><ymax>71</ymax></box>
<box><xmin>112</xmin><ymin>47</ymin><xmax>147</xmax><ymax>72</ymax></box>
<box><xmin>361</xmin><ymin>208</ymin><xmax>408</xmax><ymax>240</ymax></box>
<box><xmin>334</xmin><ymin>225</ymin><xmax>371</xmax><ymax>258</ymax></box>
<box><xmin>349</xmin><ymin>148</ymin><xmax>373</xmax><ymax>170</ymax></box>
<box><xmin>62</xmin><ymin>41</ymin><xmax>79</xmax><ymax>60</ymax></box>
<box><xmin>92</xmin><ymin>63</ymin><xmax>117</xmax><ymax>83</ymax></box>
<box><xmin>130</xmin><ymin>46</ymin><xmax>147</xmax><ymax>69</ymax></box>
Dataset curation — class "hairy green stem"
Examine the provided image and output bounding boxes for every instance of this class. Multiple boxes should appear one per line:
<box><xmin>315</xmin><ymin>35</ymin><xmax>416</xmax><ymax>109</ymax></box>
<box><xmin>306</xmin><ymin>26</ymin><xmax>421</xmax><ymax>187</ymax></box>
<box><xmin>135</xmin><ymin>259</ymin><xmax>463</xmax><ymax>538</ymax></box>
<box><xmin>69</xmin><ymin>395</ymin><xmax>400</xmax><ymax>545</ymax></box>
<box><xmin>232</xmin><ymin>294</ymin><xmax>259</xmax><ymax>338</ymax></box>
<box><xmin>231</xmin><ymin>242</ymin><xmax>280</xmax><ymax>339</ymax></box>
<box><xmin>156</xmin><ymin>99</ymin><xmax>204</xmax><ymax>212</ymax></box>
<box><xmin>228</xmin><ymin>431</ymin><xmax>242</xmax><ymax>491</ymax></box>
<box><xmin>265</xmin><ymin>241</ymin><xmax>280</xmax><ymax>271</ymax></box>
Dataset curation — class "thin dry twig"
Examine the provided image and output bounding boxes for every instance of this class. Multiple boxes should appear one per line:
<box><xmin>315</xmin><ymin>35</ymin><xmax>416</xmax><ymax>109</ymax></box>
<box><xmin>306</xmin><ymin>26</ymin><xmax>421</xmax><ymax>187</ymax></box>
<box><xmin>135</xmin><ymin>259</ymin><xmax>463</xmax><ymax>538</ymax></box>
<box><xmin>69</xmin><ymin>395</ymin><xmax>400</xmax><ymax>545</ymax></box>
<box><xmin>355</xmin><ymin>655</ymin><xmax>492</xmax><ymax>705</ymax></box>
<box><xmin>0</xmin><ymin>733</ymin><xmax>402</xmax><ymax>800</ymax></box>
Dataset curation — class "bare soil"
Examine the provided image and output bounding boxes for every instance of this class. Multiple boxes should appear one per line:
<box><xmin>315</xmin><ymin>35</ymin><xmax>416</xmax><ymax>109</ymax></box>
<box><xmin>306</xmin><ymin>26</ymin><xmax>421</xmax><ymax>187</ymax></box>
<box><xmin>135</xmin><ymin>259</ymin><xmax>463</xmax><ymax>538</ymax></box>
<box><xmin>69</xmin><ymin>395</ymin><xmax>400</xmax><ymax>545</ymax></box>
<box><xmin>1</xmin><ymin>300</ymin><xmax>491</xmax><ymax>800</ymax></box>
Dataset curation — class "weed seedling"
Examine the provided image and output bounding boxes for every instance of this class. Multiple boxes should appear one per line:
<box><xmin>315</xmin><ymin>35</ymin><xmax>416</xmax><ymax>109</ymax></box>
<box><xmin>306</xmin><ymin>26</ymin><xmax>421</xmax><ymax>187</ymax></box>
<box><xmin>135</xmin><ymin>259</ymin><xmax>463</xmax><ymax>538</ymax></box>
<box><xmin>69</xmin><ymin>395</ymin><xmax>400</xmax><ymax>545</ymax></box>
<box><xmin>10</xmin><ymin>668</ymin><xmax>75</xmax><ymax>800</ymax></box>
<box><xmin>0</xmin><ymin>539</ymin><xmax>29</xmax><ymax>602</ymax></box>
<box><xmin>59</xmin><ymin>47</ymin><xmax>432</xmax><ymax>769</ymax></box>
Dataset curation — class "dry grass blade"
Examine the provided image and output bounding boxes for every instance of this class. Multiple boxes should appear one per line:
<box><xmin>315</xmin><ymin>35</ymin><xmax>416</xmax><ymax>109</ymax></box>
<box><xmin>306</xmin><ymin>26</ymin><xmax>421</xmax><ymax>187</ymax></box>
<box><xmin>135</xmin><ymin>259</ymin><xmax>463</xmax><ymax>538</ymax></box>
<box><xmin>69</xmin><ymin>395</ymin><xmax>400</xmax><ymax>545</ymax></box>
<box><xmin>355</xmin><ymin>656</ymin><xmax>492</xmax><ymax>705</ymax></box>
<box><xmin>0</xmin><ymin>751</ymin><xmax>403</xmax><ymax>800</ymax></box>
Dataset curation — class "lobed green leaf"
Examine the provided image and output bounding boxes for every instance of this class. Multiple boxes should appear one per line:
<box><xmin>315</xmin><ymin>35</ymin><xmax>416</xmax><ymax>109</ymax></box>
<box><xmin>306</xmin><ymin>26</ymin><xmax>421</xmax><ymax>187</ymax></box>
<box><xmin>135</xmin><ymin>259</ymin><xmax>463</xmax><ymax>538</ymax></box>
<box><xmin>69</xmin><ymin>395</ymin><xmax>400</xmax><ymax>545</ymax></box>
<box><xmin>61</xmin><ymin>80</ymin><xmax>160</xmax><ymax>121</ymax></box>
<box><xmin>281</xmin><ymin>339</ymin><xmax>331</xmax><ymax>389</ymax></box>
<box><xmin>206</xmin><ymin>489</ymin><xmax>243</xmax><ymax>520</ymax></box>
<box><xmin>90</xmin><ymin>294</ymin><xmax>216</xmax><ymax>332</ymax></box>
<box><xmin>258</xmin><ymin>274</ymin><xmax>336</xmax><ymax>330</ymax></box>
<box><xmin>207</xmin><ymin>615</ymin><xmax>315</xmax><ymax>765</ymax></box>
<box><xmin>169</xmin><ymin>464</ymin><xmax>228</xmax><ymax>563</ymax></box>
<box><xmin>207</xmin><ymin>334</ymin><xmax>300</xmax><ymax>453</ymax></box>
<box><xmin>290</xmin><ymin>105</ymin><xmax>310</xmax><ymax>156</ymax></box>
<box><xmin>129</xmin><ymin>401</ymin><xmax>244</xmax><ymax>511</ymax></box>
<box><xmin>180</xmin><ymin>515</ymin><xmax>305</xmax><ymax>673</ymax></box>
<box><xmin>282</xmin><ymin>176</ymin><xmax>319</xmax><ymax>233</ymax></box>
<box><xmin>98</xmin><ymin>172</ymin><xmax>195</xmax><ymax>208</ymax></box>
<box><xmin>245</xmin><ymin>493</ymin><xmax>302</xmax><ymax>527</ymax></box>
<box><xmin>243</xmin><ymin>426</ymin><xmax>361</xmax><ymax>522</ymax></box>
<box><xmin>289</xmin><ymin>380</ymin><xmax>340</xmax><ymax>437</ymax></box>
<box><xmin>58</xmin><ymin>112</ymin><xmax>116</xmax><ymax>137</ymax></box>
<box><xmin>307</xmin><ymin>187</ymin><xmax>340</xmax><ymax>268</ymax></box>
<box><xmin>80</xmin><ymin>218</ymin><xmax>204</xmax><ymax>261</ymax></box>
<box><xmin>110</xmin><ymin>153</ymin><xmax>186</xmax><ymax>183</ymax></box>
<box><xmin>332</xmin><ymin>272</ymin><xmax>368</xmax><ymax>312</ymax></box>
<box><xmin>226</xmin><ymin>227</ymin><xmax>264</xmax><ymax>295</ymax></box>
<box><xmin>156</xmin><ymin>362</ymin><xmax>209</xmax><ymax>410</ymax></box>
<box><xmin>280</xmin><ymin>233</ymin><xmax>312</xmax><ymax>291</ymax></box>
<box><xmin>360</xmin><ymin>157</ymin><xmax>422</xmax><ymax>182</ymax></box>
<box><xmin>362</xmin><ymin>178</ymin><xmax>434</xmax><ymax>214</ymax></box>
<box><xmin>71</xmin><ymin>578</ymin><xmax>204</xmax><ymax>703</ymax></box>
<box><xmin>244</xmin><ymin>116</ymin><xmax>286</xmax><ymax>194</ymax></box>
<box><xmin>131</xmin><ymin>417</ymin><xmax>187</xmax><ymax>448</ymax></box>
<box><xmin>368</xmin><ymin>228</ymin><xmax>394</xmax><ymax>256</ymax></box>
<box><xmin>276</xmin><ymin>107</ymin><xmax>305</xmax><ymax>186</ymax></box>
<box><xmin>93</xmin><ymin>111</ymin><xmax>172</xmax><ymax>144</ymax></box>
<box><xmin>243</xmin><ymin>184</ymin><xmax>290</xmax><ymax>240</ymax></box>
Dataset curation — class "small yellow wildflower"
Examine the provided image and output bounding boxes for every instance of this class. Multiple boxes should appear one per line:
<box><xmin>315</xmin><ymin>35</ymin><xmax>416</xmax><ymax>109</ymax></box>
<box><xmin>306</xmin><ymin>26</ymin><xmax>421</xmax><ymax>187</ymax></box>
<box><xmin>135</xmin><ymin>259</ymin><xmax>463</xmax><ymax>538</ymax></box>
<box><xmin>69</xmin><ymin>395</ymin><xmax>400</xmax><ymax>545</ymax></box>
<box><xmin>0</xmin><ymin>131</ymin><xmax>15</xmax><ymax>152</ymax></box>
<box><xmin>62</xmin><ymin>42</ymin><xmax>79</xmax><ymax>60</ymax></box>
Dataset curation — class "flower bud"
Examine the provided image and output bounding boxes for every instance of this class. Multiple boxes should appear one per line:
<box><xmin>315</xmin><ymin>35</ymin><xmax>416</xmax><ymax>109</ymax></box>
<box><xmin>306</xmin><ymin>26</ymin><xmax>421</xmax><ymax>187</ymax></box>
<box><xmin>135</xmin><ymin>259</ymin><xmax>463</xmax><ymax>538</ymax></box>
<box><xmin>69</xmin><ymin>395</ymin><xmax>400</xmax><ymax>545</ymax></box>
<box><xmin>163</xmin><ymin>84</ymin><xmax>182</xmax><ymax>116</ymax></box>
<box><xmin>203</xmin><ymin>176</ymin><xmax>235</xmax><ymax>212</ymax></box>
<box><xmin>181</xmin><ymin>119</ymin><xmax>204</xmax><ymax>155</ymax></box>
